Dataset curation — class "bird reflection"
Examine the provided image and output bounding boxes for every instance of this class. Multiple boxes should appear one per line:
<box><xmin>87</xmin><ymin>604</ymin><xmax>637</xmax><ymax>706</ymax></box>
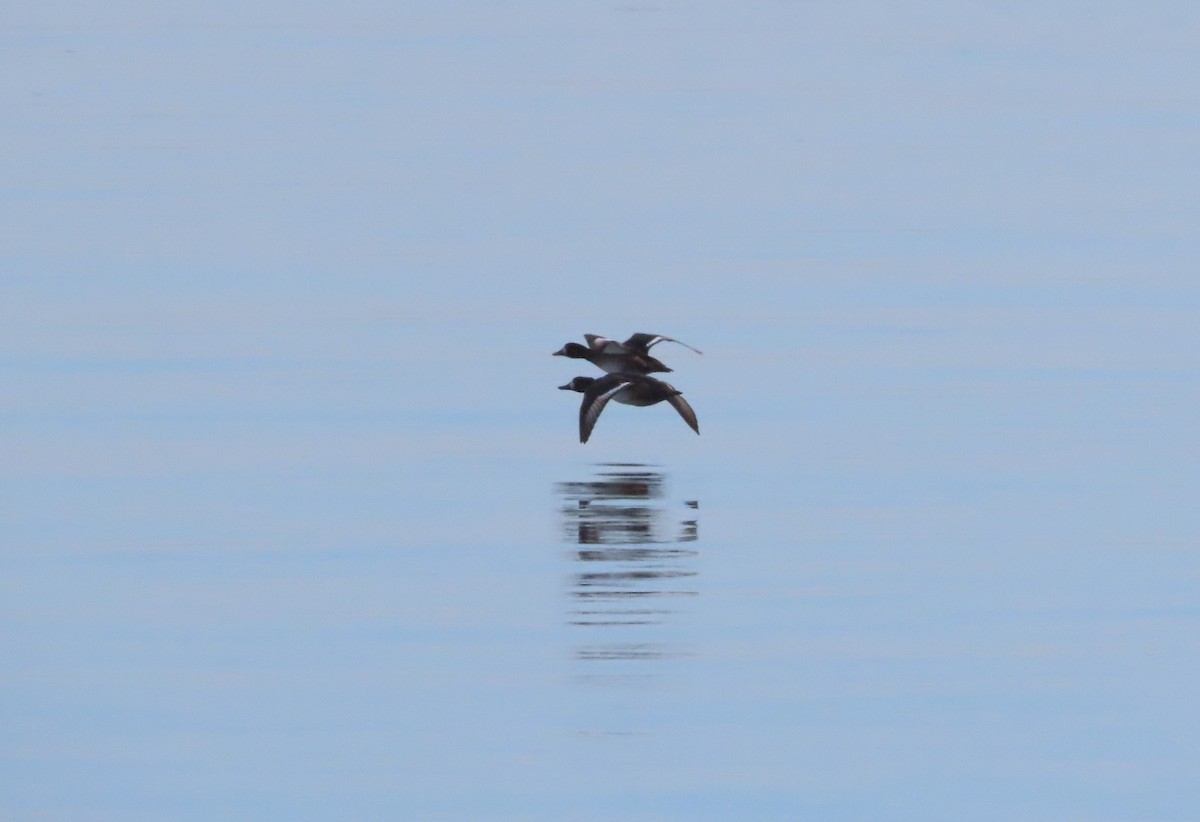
<box><xmin>555</xmin><ymin>463</ymin><xmax>699</xmax><ymax>675</ymax></box>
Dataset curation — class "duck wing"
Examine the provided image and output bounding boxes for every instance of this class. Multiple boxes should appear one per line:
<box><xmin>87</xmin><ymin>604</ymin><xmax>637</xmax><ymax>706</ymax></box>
<box><xmin>623</xmin><ymin>333</ymin><xmax>703</xmax><ymax>355</ymax></box>
<box><xmin>665</xmin><ymin>391</ymin><xmax>700</xmax><ymax>435</ymax></box>
<box><xmin>583</xmin><ymin>333</ymin><xmax>628</xmax><ymax>354</ymax></box>
<box><xmin>578</xmin><ymin>377</ymin><xmax>632</xmax><ymax>443</ymax></box>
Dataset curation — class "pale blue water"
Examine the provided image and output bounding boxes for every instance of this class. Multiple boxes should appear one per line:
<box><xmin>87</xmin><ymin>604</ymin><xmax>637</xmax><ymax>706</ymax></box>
<box><xmin>3</xmin><ymin>2</ymin><xmax>1199</xmax><ymax>819</ymax></box>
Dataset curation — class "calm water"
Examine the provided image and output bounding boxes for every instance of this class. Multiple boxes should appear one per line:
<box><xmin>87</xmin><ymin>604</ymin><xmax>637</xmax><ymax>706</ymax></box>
<box><xmin>3</xmin><ymin>2</ymin><xmax>1199</xmax><ymax>819</ymax></box>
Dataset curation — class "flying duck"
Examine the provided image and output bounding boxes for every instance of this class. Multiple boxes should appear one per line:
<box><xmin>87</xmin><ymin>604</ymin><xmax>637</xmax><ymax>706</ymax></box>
<box><xmin>552</xmin><ymin>342</ymin><xmax>671</xmax><ymax>375</ymax></box>
<box><xmin>558</xmin><ymin>374</ymin><xmax>700</xmax><ymax>444</ymax></box>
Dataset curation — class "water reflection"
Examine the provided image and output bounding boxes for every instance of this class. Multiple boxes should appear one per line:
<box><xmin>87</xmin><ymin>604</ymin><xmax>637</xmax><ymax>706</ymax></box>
<box><xmin>555</xmin><ymin>464</ymin><xmax>699</xmax><ymax>679</ymax></box>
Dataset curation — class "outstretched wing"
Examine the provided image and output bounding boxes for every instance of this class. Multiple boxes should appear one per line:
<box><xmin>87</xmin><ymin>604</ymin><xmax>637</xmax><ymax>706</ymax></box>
<box><xmin>583</xmin><ymin>333</ymin><xmax>626</xmax><ymax>353</ymax></box>
<box><xmin>579</xmin><ymin>379</ymin><xmax>630</xmax><ymax>443</ymax></box>
<box><xmin>666</xmin><ymin>392</ymin><xmax>700</xmax><ymax>435</ymax></box>
<box><xmin>624</xmin><ymin>333</ymin><xmax>703</xmax><ymax>355</ymax></box>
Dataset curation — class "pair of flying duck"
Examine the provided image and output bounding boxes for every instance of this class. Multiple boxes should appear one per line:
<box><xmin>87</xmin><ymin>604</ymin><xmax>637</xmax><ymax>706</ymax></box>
<box><xmin>553</xmin><ymin>333</ymin><xmax>701</xmax><ymax>444</ymax></box>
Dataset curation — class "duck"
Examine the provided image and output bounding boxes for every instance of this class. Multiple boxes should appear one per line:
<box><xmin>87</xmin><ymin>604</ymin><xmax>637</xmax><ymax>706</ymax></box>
<box><xmin>558</xmin><ymin>374</ymin><xmax>700</xmax><ymax>444</ymax></box>
<box><xmin>552</xmin><ymin>342</ymin><xmax>671</xmax><ymax>375</ymax></box>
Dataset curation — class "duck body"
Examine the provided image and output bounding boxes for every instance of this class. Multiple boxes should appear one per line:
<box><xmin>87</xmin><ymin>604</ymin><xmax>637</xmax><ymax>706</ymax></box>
<box><xmin>552</xmin><ymin>342</ymin><xmax>670</xmax><ymax>375</ymax></box>
<box><xmin>558</xmin><ymin>374</ymin><xmax>700</xmax><ymax>443</ymax></box>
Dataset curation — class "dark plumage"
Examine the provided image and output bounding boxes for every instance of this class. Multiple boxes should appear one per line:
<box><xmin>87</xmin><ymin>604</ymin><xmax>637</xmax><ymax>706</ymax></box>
<box><xmin>558</xmin><ymin>374</ymin><xmax>700</xmax><ymax>444</ymax></box>
<box><xmin>584</xmin><ymin>333</ymin><xmax>703</xmax><ymax>357</ymax></box>
<box><xmin>552</xmin><ymin>341</ymin><xmax>670</xmax><ymax>375</ymax></box>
